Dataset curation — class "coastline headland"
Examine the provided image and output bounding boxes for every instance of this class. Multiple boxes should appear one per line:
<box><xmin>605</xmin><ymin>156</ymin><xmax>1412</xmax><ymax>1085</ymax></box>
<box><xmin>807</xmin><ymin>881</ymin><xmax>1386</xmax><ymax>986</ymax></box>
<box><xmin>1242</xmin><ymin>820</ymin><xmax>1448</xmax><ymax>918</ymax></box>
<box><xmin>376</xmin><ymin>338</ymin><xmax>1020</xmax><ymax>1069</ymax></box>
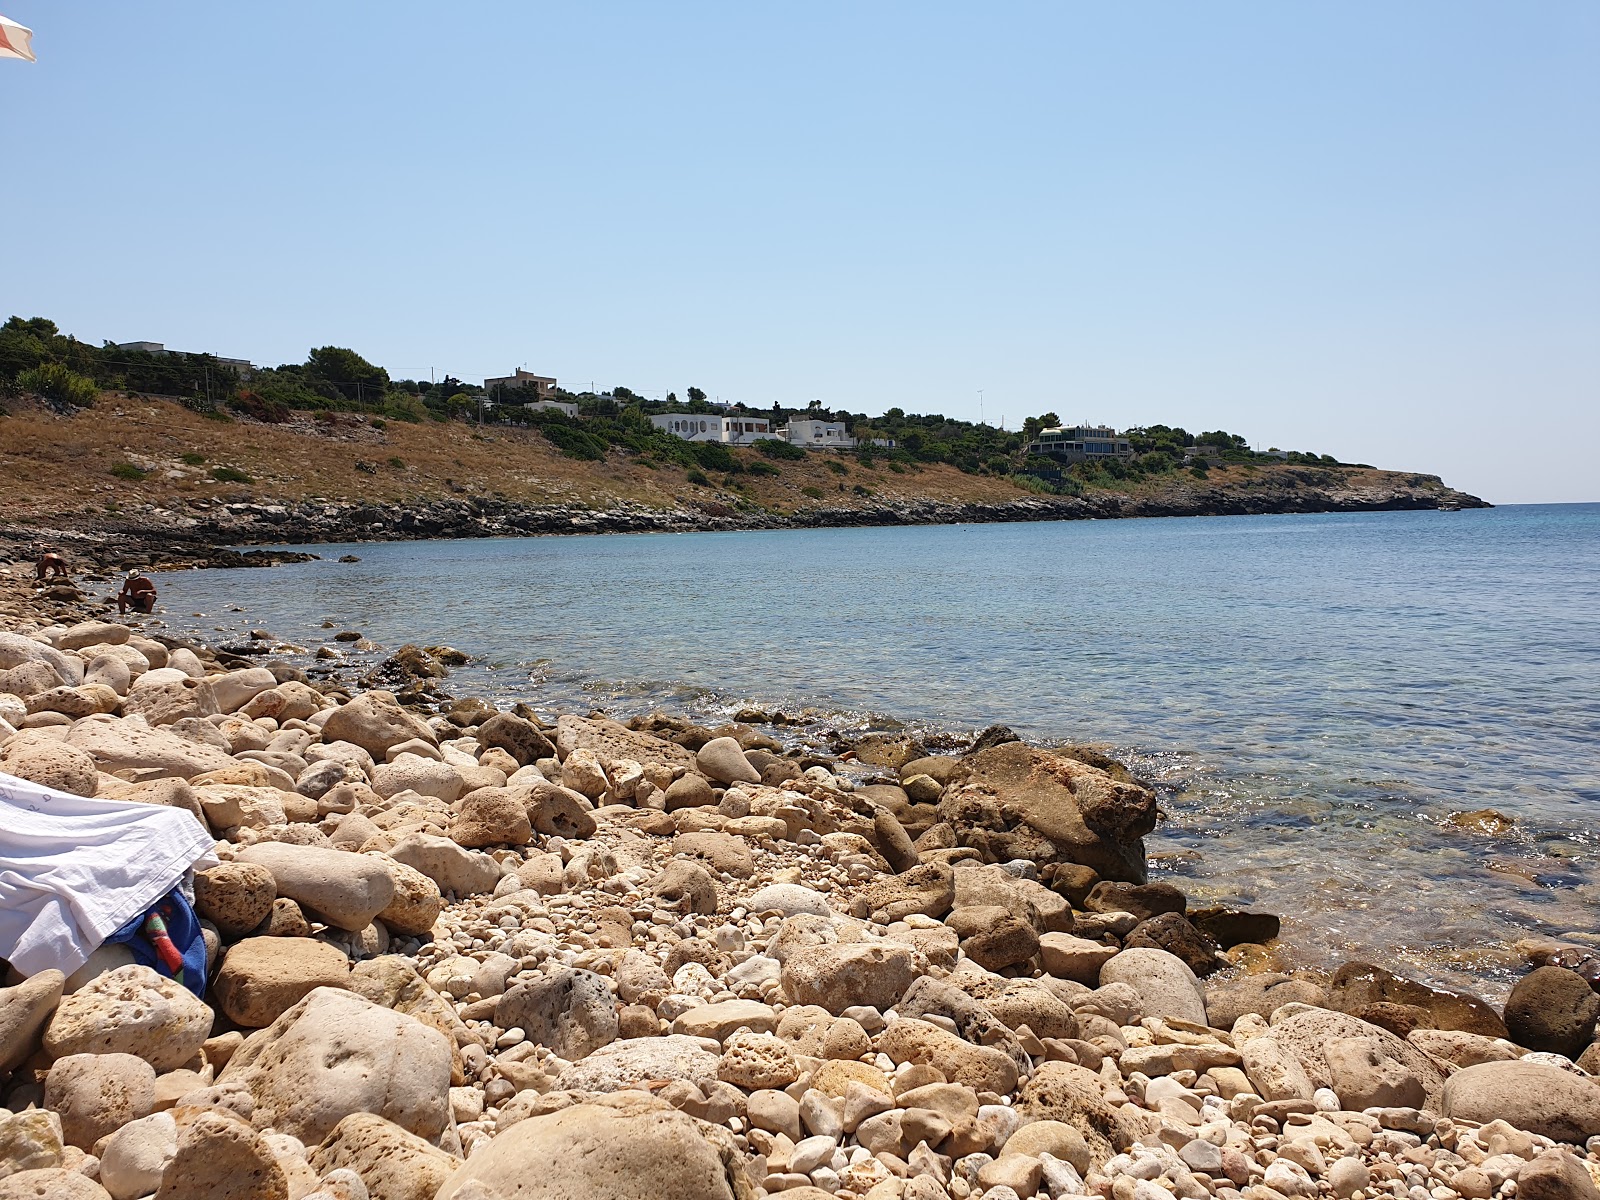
<box><xmin>3</xmin><ymin>557</ymin><xmax>1599</xmax><ymax>1198</ymax></box>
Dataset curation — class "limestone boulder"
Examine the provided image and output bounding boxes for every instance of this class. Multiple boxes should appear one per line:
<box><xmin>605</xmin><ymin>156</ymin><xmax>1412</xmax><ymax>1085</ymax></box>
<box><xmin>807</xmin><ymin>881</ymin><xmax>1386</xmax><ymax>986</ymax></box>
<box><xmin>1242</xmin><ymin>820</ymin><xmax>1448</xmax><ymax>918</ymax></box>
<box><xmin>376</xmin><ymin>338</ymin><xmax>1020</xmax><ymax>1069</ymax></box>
<box><xmin>213</xmin><ymin>937</ymin><xmax>352</xmax><ymax>1028</ymax></box>
<box><xmin>123</xmin><ymin>676</ymin><xmax>220</xmax><ymax>727</ymax></box>
<box><xmin>852</xmin><ymin>861</ymin><xmax>956</xmax><ymax>923</ymax></box>
<box><xmin>208</xmin><ymin>668</ymin><xmax>278</xmax><ymax>714</ymax></box>
<box><xmin>219</xmin><ymin>987</ymin><xmax>453</xmax><ymax>1147</ymax></box>
<box><xmin>1443</xmin><ymin>1060</ymin><xmax>1600</xmax><ymax>1144</ymax></box>
<box><xmin>696</xmin><ymin>736</ymin><xmax>761</xmax><ymax>785</ymax></box>
<box><xmin>306</xmin><ymin>1113</ymin><xmax>459</xmax><ymax>1200</ymax></box>
<box><xmin>448</xmin><ymin>785</ymin><xmax>532</xmax><ymax>848</ymax></box>
<box><xmin>1098</xmin><ymin>948</ymin><xmax>1207</xmax><ymax>1026</ymax></box>
<box><xmin>374</xmin><ymin>857</ymin><xmax>445</xmax><ymax>937</ymax></box>
<box><xmin>66</xmin><ymin>718</ymin><xmax>235</xmax><ymax>779</ymax></box>
<box><xmin>0</xmin><ymin>1168</ymin><xmax>112</xmax><ymax>1198</ymax></box>
<box><xmin>1015</xmin><ymin>1061</ymin><xmax>1139</xmax><ymax>1168</ymax></box>
<box><xmin>319</xmin><ymin>692</ymin><xmax>436</xmax><ymax>761</ymax></box>
<box><xmin>1518</xmin><ymin>1149</ymin><xmax>1600</xmax><ymax>1200</ymax></box>
<box><xmin>0</xmin><ymin>630</ymin><xmax>85</xmax><ymax>685</ymax></box>
<box><xmin>435</xmin><ymin>1101</ymin><xmax>750</xmax><ymax>1200</ymax></box>
<box><xmin>193</xmin><ymin>862</ymin><xmax>277</xmax><ymax>938</ymax></box>
<box><xmin>237</xmin><ymin>843</ymin><xmax>396</xmax><ymax>931</ymax></box>
<box><xmin>554</xmin><ymin>1036</ymin><xmax>720</xmax><ymax>1093</ymax></box>
<box><xmin>372</xmin><ymin>753</ymin><xmax>464</xmax><ymax>804</ymax></box>
<box><xmin>1270</xmin><ymin>1007</ymin><xmax>1447</xmax><ymax>1110</ymax></box>
<box><xmin>746</xmin><ymin>883</ymin><xmax>833</xmax><ymax>918</ymax></box>
<box><xmin>98</xmin><ymin>1111</ymin><xmax>177</xmax><ymax>1200</ymax></box>
<box><xmin>1039</xmin><ymin>933</ymin><xmax>1118</xmax><ymax>986</ymax></box>
<box><xmin>781</xmin><ymin>942</ymin><xmax>920</xmax><ymax>1016</ymax></box>
<box><xmin>45</xmin><ymin>965</ymin><xmax>213</xmax><ymax>1072</ymax></box>
<box><xmin>0</xmin><ymin>733</ymin><xmax>99</xmax><ymax>797</ymax></box>
<box><xmin>43</xmin><ymin>1052</ymin><xmax>155</xmax><ymax>1150</ymax></box>
<box><xmin>875</xmin><ymin>1018</ymin><xmax>1020</xmax><ymax>1095</ymax></box>
<box><xmin>939</xmin><ymin>741</ymin><xmax>1155</xmax><ymax>882</ymax></box>
<box><xmin>385</xmin><ymin>832</ymin><xmax>502</xmax><ymax>896</ymax></box>
<box><xmin>523</xmin><ymin>780</ymin><xmax>598</xmax><ymax>840</ymax></box>
<box><xmin>1504</xmin><ymin>966</ymin><xmax>1600</xmax><ymax>1056</ymax></box>
<box><xmin>0</xmin><ymin>1109</ymin><xmax>65</xmax><ymax>1177</ymax></box>
<box><xmin>152</xmin><ymin>1108</ymin><xmax>288</xmax><ymax>1200</ymax></box>
<box><xmin>497</xmin><ymin>968</ymin><xmax>618</xmax><ymax>1062</ymax></box>
<box><xmin>1328</xmin><ymin>961</ymin><xmax>1509</xmax><ymax>1038</ymax></box>
<box><xmin>652</xmin><ymin>860</ymin><xmax>721</xmax><ymax>915</ymax></box>
<box><xmin>475</xmin><ymin>711</ymin><xmax>554</xmax><ymax>765</ymax></box>
<box><xmin>554</xmin><ymin>714</ymin><xmax>694</xmax><ymax>778</ymax></box>
<box><xmin>0</xmin><ymin>969</ymin><xmax>65</xmax><ymax>1075</ymax></box>
<box><xmin>55</xmin><ymin>620</ymin><xmax>131</xmax><ymax>651</ymax></box>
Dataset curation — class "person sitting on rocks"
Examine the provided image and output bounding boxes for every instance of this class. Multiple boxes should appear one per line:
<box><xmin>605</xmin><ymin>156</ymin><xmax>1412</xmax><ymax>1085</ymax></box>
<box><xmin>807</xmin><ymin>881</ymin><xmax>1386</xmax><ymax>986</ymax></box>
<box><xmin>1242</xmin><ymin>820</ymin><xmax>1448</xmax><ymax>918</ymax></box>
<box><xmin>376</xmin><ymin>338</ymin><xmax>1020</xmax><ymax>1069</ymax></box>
<box><xmin>117</xmin><ymin>570</ymin><xmax>157</xmax><ymax>615</ymax></box>
<box><xmin>34</xmin><ymin>549</ymin><xmax>68</xmax><ymax>580</ymax></box>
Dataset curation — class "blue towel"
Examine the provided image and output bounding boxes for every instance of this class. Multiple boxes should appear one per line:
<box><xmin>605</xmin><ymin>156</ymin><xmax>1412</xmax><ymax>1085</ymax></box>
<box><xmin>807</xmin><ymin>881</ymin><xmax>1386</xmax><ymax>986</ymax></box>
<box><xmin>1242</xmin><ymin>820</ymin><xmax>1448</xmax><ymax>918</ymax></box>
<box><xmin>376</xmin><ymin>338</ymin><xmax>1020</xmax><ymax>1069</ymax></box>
<box><xmin>107</xmin><ymin>886</ymin><xmax>208</xmax><ymax>996</ymax></box>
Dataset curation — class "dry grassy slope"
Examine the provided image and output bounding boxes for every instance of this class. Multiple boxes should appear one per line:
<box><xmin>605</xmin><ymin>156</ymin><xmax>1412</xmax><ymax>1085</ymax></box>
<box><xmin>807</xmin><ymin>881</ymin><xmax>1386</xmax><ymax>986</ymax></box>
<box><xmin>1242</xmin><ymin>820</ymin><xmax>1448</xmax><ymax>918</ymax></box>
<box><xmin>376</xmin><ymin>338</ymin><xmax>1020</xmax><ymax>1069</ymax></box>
<box><xmin>0</xmin><ymin>395</ymin><xmax>1462</xmax><ymax>523</ymax></box>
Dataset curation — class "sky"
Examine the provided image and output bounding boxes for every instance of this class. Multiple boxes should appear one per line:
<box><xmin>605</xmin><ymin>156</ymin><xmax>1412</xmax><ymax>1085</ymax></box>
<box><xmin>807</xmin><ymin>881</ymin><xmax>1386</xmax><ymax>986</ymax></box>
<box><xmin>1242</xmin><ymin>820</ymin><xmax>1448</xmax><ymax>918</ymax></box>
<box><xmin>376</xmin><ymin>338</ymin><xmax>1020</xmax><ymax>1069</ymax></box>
<box><xmin>1</xmin><ymin>3</ymin><xmax>1595</xmax><ymax>503</ymax></box>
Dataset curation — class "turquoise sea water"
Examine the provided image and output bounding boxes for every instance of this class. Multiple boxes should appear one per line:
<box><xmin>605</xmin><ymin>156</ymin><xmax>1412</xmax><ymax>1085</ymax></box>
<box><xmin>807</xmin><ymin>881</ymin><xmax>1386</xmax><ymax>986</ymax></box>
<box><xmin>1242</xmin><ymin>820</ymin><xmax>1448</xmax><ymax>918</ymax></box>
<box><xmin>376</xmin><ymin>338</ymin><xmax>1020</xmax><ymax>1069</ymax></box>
<box><xmin>161</xmin><ymin>504</ymin><xmax>1600</xmax><ymax>995</ymax></box>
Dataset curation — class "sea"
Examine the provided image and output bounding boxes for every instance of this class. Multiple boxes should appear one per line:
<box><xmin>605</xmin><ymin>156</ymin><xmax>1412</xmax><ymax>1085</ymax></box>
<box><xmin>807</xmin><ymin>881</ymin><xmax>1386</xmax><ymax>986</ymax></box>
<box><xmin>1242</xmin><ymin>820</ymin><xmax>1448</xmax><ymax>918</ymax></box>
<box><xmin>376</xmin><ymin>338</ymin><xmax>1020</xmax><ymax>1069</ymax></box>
<box><xmin>157</xmin><ymin>503</ymin><xmax>1600</xmax><ymax>998</ymax></box>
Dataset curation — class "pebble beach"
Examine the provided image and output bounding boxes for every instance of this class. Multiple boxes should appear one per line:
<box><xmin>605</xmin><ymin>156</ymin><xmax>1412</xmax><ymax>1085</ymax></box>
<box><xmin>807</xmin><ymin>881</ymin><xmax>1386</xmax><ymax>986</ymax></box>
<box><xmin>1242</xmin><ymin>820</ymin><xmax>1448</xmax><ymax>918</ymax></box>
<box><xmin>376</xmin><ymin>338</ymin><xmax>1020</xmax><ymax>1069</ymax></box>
<box><xmin>3</xmin><ymin>564</ymin><xmax>1600</xmax><ymax>1200</ymax></box>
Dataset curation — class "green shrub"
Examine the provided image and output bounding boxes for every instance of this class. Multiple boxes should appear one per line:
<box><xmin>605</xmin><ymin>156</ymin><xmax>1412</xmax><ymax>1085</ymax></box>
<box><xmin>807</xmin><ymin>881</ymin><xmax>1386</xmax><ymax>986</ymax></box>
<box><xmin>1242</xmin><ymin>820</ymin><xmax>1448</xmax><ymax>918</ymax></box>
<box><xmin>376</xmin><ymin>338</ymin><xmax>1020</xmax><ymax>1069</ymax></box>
<box><xmin>387</xmin><ymin>456</ymin><xmax>405</xmax><ymax>468</ymax></box>
<box><xmin>824</xmin><ymin>458</ymin><xmax>847</xmax><ymax>476</ymax></box>
<box><xmin>801</xmin><ymin>485</ymin><xmax>824</xmax><ymax>499</ymax></box>
<box><xmin>852</xmin><ymin>483</ymin><xmax>874</xmax><ymax>496</ymax></box>
<box><xmin>746</xmin><ymin>460</ymin><xmax>780</xmax><ymax>476</ymax></box>
<box><xmin>686</xmin><ymin>469</ymin><xmax>711</xmax><ymax>486</ymax></box>
<box><xmin>211</xmin><ymin>465</ymin><xmax>252</xmax><ymax>483</ymax></box>
<box><xmin>110</xmin><ymin>462</ymin><xmax>148</xmax><ymax>481</ymax></box>
<box><xmin>369</xmin><ymin>417</ymin><xmax>387</xmax><ymax>430</ymax></box>
<box><xmin>755</xmin><ymin>438</ymin><xmax>805</xmax><ymax>461</ymax></box>
<box><xmin>227</xmin><ymin>391</ymin><xmax>291</xmax><ymax>423</ymax></box>
<box><xmin>179</xmin><ymin>452</ymin><xmax>206</xmax><ymax>466</ymax></box>
<box><xmin>691</xmin><ymin>441</ymin><xmax>737</xmax><ymax>472</ymax></box>
<box><xmin>539</xmin><ymin>423</ymin><xmax>607</xmax><ymax>461</ymax></box>
<box><xmin>16</xmin><ymin>363</ymin><xmax>98</xmax><ymax>408</ymax></box>
<box><xmin>887</xmin><ymin>461</ymin><xmax>905</xmax><ymax>474</ymax></box>
<box><xmin>1190</xmin><ymin>463</ymin><xmax>1209</xmax><ymax>479</ymax></box>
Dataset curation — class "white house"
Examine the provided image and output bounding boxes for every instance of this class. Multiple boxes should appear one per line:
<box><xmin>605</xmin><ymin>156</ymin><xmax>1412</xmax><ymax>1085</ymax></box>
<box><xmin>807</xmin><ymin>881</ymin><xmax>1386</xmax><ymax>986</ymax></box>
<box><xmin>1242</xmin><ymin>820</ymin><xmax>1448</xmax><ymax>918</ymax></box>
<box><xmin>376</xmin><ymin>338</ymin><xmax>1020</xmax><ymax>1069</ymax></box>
<box><xmin>523</xmin><ymin>399</ymin><xmax>579</xmax><ymax>417</ymax></box>
<box><xmin>649</xmin><ymin>413</ymin><xmax>777</xmax><ymax>446</ymax></box>
<box><xmin>781</xmin><ymin>418</ymin><xmax>856</xmax><ymax>449</ymax></box>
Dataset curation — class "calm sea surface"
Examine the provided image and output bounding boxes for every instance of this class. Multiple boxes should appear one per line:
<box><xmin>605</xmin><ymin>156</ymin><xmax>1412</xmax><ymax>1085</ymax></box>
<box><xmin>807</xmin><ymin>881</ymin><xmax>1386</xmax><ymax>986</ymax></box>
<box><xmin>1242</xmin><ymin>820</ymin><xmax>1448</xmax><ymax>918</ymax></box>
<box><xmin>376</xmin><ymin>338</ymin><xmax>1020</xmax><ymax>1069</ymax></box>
<box><xmin>160</xmin><ymin>504</ymin><xmax>1600</xmax><ymax>996</ymax></box>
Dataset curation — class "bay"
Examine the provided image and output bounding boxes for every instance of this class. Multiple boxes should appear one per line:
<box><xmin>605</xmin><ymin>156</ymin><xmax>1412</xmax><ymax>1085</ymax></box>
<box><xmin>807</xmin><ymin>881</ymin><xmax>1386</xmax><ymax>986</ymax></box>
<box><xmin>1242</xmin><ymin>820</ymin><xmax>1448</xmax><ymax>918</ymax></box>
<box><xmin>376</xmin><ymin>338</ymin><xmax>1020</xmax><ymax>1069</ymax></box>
<box><xmin>162</xmin><ymin>502</ymin><xmax>1600</xmax><ymax>996</ymax></box>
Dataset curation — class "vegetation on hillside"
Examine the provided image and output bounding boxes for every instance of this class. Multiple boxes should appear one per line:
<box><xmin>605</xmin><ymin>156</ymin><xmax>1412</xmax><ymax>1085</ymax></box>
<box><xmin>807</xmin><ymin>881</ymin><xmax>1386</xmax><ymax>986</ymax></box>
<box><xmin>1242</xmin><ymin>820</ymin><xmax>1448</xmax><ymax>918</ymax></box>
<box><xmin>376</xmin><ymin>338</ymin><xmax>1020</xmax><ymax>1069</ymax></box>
<box><xmin>1</xmin><ymin>315</ymin><xmax>1368</xmax><ymax>493</ymax></box>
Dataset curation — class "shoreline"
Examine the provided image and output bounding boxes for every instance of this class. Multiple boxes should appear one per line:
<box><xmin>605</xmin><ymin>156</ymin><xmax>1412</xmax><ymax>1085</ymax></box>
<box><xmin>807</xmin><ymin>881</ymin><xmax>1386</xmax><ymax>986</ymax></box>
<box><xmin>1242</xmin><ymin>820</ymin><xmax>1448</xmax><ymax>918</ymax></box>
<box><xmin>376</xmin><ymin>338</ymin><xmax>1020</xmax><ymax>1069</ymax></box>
<box><xmin>5</xmin><ymin>559</ymin><xmax>1600</xmax><ymax>1198</ymax></box>
<box><xmin>0</xmin><ymin>476</ymin><xmax>1490</xmax><ymax>573</ymax></box>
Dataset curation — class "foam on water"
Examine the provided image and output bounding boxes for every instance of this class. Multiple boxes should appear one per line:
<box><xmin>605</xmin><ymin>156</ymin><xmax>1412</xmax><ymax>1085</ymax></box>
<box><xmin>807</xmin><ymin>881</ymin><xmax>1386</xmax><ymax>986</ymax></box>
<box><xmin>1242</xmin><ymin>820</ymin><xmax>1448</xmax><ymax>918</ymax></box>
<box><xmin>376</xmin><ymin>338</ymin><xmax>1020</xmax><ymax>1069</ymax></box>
<box><xmin>160</xmin><ymin>503</ymin><xmax>1600</xmax><ymax>997</ymax></box>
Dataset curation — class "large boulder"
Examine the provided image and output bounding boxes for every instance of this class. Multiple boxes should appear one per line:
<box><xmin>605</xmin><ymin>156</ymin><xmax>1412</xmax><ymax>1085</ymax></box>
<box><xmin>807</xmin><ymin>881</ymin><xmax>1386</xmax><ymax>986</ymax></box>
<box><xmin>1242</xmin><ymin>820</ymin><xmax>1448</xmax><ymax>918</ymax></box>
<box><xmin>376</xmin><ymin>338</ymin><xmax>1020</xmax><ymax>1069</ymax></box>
<box><xmin>193</xmin><ymin>862</ymin><xmax>277</xmax><ymax>938</ymax></box>
<box><xmin>237</xmin><ymin>843</ymin><xmax>395</xmax><ymax>931</ymax></box>
<box><xmin>449</xmin><ymin>786</ymin><xmax>533</xmax><ymax>848</ymax></box>
<box><xmin>780</xmin><ymin>943</ymin><xmax>920</xmax><ymax>1016</ymax></box>
<box><xmin>1270</xmin><ymin>1007</ymin><xmax>1447</xmax><ymax>1110</ymax></box>
<box><xmin>475</xmin><ymin>712</ymin><xmax>554</xmax><ymax>766</ymax></box>
<box><xmin>696</xmin><ymin>736</ymin><xmax>761</xmax><ymax>785</ymax></box>
<box><xmin>319</xmin><ymin>691</ymin><xmax>436</xmax><ymax>761</ymax></box>
<box><xmin>44</xmin><ymin>965</ymin><xmax>212</xmax><ymax>1072</ymax></box>
<box><xmin>1328</xmin><ymin>961</ymin><xmax>1509</xmax><ymax>1038</ymax></box>
<box><xmin>434</xmin><ymin>1101</ymin><xmax>751</xmax><ymax>1200</ymax></box>
<box><xmin>219</xmin><ymin>987</ymin><xmax>453</xmax><ymax>1147</ymax></box>
<box><xmin>43</xmin><ymin>1052</ymin><xmax>155</xmax><ymax>1150</ymax></box>
<box><xmin>1443</xmin><ymin>1061</ymin><xmax>1600</xmax><ymax>1145</ymax></box>
<box><xmin>66</xmin><ymin>718</ymin><xmax>235</xmax><ymax>779</ymax></box>
<box><xmin>937</xmin><ymin>741</ymin><xmax>1155</xmax><ymax>882</ymax></box>
<box><xmin>152</xmin><ymin>1108</ymin><xmax>288</xmax><ymax>1200</ymax></box>
<box><xmin>555</xmin><ymin>1036</ymin><xmax>720</xmax><ymax>1093</ymax></box>
<box><xmin>0</xmin><ymin>969</ymin><xmax>65</xmax><ymax>1075</ymax></box>
<box><xmin>371</xmin><ymin>754</ymin><xmax>464</xmax><ymax>805</ymax></box>
<box><xmin>554</xmin><ymin>715</ymin><xmax>694</xmax><ymax>778</ymax></box>
<box><xmin>1504</xmin><ymin>966</ymin><xmax>1600</xmax><ymax>1056</ymax></box>
<box><xmin>212</xmin><ymin>937</ymin><xmax>352</xmax><ymax>1028</ymax></box>
<box><xmin>1098</xmin><ymin>948</ymin><xmax>1207</xmax><ymax>1026</ymax></box>
<box><xmin>374</xmin><ymin>858</ymin><xmax>445</xmax><ymax>937</ymax></box>
<box><xmin>874</xmin><ymin>1018</ymin><xmax>1020</xmax><ymax>1095</ymax></box>
<box><xmin>497</xmin><ymin>968</ymin><xmax>618</xmax><ymax>1062</ymax></box>
<box><xmin>122</xmin><ymin>676</ymin><xmax>220</xmax><ymax>727</ymax></box>
<box><xmin>306</xmin><ymin>1113</ymin><xmax>459</xmax><ymax>1200</ymax></box>
<box><xmin>385</xmin><ymin>832</ymin><xmax>502</xmax><ymax>896</ymax></box>
<box><xmin>1014</xmin><ymin>1061</ymin><xmax>1139</xmax><ymax>1168</ymax></box>
<box><xmin>0</xmin><ymin>733</ymin><xmax>99</xmax><ymax>797</ymax></box>
<box><xmin>0</xmin><ymin>631</ymin><xmax>84</xmax><ymax>685</ymax></box>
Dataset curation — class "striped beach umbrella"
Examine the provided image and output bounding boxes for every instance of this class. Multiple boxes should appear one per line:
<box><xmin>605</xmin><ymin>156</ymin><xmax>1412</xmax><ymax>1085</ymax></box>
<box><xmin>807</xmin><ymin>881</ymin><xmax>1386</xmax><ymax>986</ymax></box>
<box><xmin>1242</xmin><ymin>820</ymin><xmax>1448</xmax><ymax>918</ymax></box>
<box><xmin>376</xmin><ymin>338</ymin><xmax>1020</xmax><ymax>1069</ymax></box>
<box><xmin>0</xmin><ymin>14</ymin><xmax>35</xmax><ymax>62</ymax></box>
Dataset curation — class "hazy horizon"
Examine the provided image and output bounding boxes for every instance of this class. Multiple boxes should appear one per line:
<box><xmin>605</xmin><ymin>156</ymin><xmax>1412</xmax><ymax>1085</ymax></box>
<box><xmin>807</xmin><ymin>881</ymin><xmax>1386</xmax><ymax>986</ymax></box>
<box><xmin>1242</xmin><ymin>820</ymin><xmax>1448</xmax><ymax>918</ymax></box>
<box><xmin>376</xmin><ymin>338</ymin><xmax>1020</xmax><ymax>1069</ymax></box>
<box><xmin>2</xmin><ymin>3</ymin><xmax>1595</xmax><ymax>504</ymax></box>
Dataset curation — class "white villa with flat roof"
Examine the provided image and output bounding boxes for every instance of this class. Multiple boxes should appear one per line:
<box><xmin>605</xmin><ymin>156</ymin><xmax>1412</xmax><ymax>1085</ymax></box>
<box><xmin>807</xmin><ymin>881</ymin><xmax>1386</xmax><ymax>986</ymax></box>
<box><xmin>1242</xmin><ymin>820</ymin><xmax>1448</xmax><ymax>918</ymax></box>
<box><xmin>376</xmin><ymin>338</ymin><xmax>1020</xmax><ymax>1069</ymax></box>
<box><xmin>649</xmin><ymin>413</ymin><xmax>777</xmax><ymax>445</ymax></box>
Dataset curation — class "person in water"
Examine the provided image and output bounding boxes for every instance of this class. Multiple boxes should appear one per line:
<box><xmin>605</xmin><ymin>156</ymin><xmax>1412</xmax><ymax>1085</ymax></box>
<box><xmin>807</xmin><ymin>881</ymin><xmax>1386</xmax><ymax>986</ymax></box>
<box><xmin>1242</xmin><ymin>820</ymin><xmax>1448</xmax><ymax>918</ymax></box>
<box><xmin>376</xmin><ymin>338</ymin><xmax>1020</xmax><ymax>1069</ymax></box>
<box><xmin>117</xmin><ymin>571</ymin><xmax>157</xmax><ymax>615</ymax></box>
<box><xmin>34</xmin><ymin>549</ymin><xmax>68</xmax><ymax>580</ymax></box>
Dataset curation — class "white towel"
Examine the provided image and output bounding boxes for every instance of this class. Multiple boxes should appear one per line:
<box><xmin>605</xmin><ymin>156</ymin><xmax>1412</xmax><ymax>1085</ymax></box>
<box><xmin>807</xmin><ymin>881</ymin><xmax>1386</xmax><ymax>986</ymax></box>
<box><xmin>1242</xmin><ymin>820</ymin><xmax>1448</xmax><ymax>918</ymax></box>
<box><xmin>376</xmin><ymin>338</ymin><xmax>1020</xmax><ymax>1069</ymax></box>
<box><xmin>0</xmin><ymin>771</ymin><xmax>218</xmax><ymax>978</ymax></box>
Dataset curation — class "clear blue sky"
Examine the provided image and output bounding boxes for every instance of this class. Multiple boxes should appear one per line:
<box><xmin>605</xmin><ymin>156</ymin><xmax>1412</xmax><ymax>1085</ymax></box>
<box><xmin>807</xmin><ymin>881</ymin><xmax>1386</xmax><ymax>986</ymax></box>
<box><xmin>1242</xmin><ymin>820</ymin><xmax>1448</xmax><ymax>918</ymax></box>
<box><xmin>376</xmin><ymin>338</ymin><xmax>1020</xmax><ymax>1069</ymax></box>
<box><xmin>3</xmin><ymin>3</ymin><xmax>1595</xmax><ymax>502</ymax></box>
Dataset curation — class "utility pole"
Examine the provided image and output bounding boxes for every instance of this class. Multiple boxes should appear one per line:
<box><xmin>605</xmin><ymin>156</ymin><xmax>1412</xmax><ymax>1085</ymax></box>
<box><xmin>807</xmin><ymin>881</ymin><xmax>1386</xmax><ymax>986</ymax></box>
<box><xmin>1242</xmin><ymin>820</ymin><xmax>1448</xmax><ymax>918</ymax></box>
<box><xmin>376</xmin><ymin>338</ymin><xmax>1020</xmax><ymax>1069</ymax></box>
<box><xmin>978</xmin><ymin>390</ymin><xmax>985</xmax><ymax>426</ymax></box>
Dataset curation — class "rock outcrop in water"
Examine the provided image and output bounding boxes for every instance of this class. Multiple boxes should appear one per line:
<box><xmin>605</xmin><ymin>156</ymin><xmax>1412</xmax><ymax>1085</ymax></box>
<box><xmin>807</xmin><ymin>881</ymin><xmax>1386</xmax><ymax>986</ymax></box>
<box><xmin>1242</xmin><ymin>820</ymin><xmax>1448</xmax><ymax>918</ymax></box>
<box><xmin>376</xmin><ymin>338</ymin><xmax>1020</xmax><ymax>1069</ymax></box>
<box><xmin>5</xmin><ymin>576</ymin><xmax>1600</xmax><ymax>1200</ymax></box>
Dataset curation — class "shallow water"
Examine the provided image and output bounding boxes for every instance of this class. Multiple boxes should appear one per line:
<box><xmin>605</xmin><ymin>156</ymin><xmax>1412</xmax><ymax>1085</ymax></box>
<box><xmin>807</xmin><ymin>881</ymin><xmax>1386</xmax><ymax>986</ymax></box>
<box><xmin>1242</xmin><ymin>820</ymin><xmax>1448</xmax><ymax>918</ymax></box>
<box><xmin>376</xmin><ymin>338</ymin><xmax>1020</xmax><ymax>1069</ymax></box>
<box><xmin>157</xmin><ymin>504</ymin><xmax>1600</xmax><ymax>997</ymax></box>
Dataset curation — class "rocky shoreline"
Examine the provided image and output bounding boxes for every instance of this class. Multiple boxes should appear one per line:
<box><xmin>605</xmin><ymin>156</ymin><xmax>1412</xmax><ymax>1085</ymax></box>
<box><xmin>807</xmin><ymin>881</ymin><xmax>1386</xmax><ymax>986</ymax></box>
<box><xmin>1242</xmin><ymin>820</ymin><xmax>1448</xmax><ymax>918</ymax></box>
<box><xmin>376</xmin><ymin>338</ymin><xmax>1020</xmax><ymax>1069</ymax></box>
<box><xmin>3</xmin><ymin>570</ymin><xmax>1596</xmax><ymax>1200</ymax></box>
<box><xmin>0</xmin><ymin>466</ymin><xmax>1488</xmax><ymax>572</ymax></box>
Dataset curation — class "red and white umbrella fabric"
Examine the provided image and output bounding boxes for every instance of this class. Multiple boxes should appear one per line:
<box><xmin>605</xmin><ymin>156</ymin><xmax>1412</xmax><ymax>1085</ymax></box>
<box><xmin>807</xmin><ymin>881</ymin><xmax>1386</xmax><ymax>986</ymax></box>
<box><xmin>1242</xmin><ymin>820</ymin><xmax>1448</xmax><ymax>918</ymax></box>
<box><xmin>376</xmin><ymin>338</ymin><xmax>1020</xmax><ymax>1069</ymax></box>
<box><xmin>0</xmin><ymin>14</ymin><xmax>35</xmax><ymax>62</ymax></box>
